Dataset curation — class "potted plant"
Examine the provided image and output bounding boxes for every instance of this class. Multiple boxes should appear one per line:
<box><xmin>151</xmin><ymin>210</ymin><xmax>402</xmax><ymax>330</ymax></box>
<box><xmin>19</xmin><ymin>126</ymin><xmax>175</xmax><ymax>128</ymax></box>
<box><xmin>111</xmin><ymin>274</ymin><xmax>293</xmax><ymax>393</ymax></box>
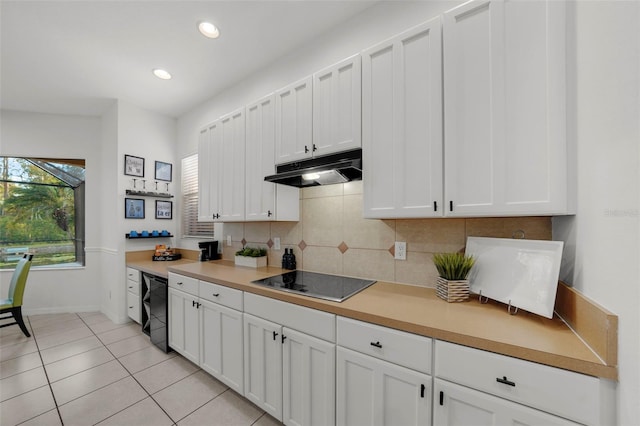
<box><xmin>433</xmin><ymin>252</ymin><xmax>475</xmax><ymax>302</ymax></box>
<box><xmin>234</xmin><ymin>246</ymin><xmax>268</xmax><ymax>268</ymax></box>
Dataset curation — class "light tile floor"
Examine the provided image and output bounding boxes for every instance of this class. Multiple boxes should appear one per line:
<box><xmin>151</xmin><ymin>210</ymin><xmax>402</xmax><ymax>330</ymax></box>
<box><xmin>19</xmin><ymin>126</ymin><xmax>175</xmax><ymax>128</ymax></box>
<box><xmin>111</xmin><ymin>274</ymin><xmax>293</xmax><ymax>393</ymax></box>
<box><xmin>0</xmin><ymin>312</ymin><xmax>282</xmax><ymax>426</ymax></box>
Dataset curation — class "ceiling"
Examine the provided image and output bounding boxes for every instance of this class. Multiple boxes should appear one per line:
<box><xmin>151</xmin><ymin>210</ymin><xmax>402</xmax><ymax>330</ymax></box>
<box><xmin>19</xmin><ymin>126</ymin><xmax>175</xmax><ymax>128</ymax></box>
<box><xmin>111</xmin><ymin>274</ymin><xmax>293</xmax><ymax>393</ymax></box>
<box><xmin>0</xmin><ymin>0</ymin><xmax>379</xmax><ymax>118</ymax></box>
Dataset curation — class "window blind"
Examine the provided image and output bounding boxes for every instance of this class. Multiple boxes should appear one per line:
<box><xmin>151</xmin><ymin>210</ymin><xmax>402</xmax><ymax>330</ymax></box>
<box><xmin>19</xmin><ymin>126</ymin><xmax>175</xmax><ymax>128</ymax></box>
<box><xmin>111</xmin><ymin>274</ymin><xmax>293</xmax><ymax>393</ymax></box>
<box><xmin>181</xmin><ymin>154</ymin><xmax>214</xmax><ymax>238</ymax></box>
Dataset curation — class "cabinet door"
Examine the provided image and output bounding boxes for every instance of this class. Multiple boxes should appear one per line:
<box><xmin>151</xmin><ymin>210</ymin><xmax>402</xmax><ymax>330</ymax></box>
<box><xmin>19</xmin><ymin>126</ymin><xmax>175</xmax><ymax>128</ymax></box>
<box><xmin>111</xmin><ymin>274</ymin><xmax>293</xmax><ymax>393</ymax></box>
<box><xmin>219</xmin><ymin>108</ymin><xmax>245</xmax><ymax>221</ymax></box>
<box><xmin>243</xmin><ymin>313</ymin><xmax>283</xmax><ymax>421</ymax></box>
<box><xmin>168</xmin><ymin>288</ymin><xmax>200</xmax><ymax>364</ymax></box>
<box><xmin>283</xmin><ymin>328</ymin><xmax>335</xmax><ymax>426</ymax></box>
<box><xmin>313</xmin><ymin>54</ymin><xmax>361</xmax><ymax>157</ymax></box>
<box><xmin>336</xmin><ymin>347</ymin><xmax>431</xmax><ymax>426</ymax></box>
<box><xmin>275</xmin><ymin>76</ymin><xmax>313</xmax><ymax>164</ymax></box>
<box><xmin>362</xmin><ymin>18</ymin><xmax>443</xmax><ymax>218</ymax></box>
<box><xmin>126</xmin><ymin>291</ymin><xmax>141</xmax><ymax>324</ymax></box>
<box><xmin>246</xmin><ymin>95</ymin><xmax>277</xmax><ymax>221</ymax></box>
<box><xmin>200</xmin><ymin>299</ymin><xmax>244</xmax><ymax>394</ymax></box>
<box><xmin>434</xmin><ymin>379</ymin><xmax>580</xmax><ymax>426</ymax></box>
<box><xmin>198</xmin><ymin>121</ymin><xmax>222</xmax><ymax>221</ymax></box>
<box><xmin>444</xmin><ymin>0</ymin><xmax>569</xmax><ymax>216</ymax></box>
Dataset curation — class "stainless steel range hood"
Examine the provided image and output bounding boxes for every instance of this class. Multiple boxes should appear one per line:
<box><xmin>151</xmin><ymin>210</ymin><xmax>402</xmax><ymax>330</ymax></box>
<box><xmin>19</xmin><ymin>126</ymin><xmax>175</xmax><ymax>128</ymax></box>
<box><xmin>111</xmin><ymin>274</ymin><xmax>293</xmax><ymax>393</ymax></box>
<box><xmin>264</xmin><ymin>148</ymin><xmax>362</xmax><ymax>188</ymax></box>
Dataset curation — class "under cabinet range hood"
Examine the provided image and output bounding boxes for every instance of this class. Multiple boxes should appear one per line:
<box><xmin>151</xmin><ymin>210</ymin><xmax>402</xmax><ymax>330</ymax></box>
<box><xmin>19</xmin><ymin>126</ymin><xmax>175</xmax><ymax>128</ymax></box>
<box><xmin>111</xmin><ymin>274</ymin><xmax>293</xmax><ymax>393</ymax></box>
<box><xmin>264</xmin><ymin>148</ymin><xmax>362</xmax><ymax>188</ymax></box>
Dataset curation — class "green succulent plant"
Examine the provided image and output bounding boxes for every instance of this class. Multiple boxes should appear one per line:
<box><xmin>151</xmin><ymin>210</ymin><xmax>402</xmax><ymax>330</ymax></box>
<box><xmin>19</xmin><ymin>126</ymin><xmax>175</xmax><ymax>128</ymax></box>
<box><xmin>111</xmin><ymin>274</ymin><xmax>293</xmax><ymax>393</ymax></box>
<box><xmin>433</xmin><ymin>252</ymin><xmax>475</xmax><ymax>280</ymax></box>
<box><xmin>235</xmin><ymin>246</ymin><xmax>267</xmax><ymax>257</ymax></box>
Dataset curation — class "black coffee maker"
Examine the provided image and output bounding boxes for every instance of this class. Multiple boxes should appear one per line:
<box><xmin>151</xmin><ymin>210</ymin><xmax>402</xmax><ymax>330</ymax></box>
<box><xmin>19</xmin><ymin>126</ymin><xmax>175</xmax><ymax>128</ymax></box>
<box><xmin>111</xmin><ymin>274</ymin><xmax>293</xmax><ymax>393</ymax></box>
<box><xmin>198</xmin><ymin>241</ymin><xmax>219</xmax><ymax>261</ymax></box>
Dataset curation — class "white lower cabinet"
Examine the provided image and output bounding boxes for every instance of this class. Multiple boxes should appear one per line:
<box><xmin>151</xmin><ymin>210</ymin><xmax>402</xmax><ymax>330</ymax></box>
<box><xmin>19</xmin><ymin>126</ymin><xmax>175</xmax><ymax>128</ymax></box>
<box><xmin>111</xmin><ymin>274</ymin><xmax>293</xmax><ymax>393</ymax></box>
<box><xmin>200</xmin><ymin>299</ymin><xmax>244</xmax><ymax>394</ymax></box>
<box><xmin>243</xmin><ymin>313</ymin><xmax>283</xmax><ymax>421</ymax></box>
<box><xmin>126</xmin><ymin>267</ymin><xmax>141</xmax><ymax>324</ymax></box>
<box><xmin>243</xmin><ymin>293</ymin><xmax>336</xmax><ymax>425</ymax></box>
<box><xmin>434</xmin><ymin>379</ymin><xmax>580</xmax><ymax>426</ymax></box>
<box><xmin>336</xmin><ymin>317</ymin><xmax>433</xmax><ymax>426</ymax></box>
<box><xmin>168</xmin><ymin>287</ymin><xmax>200</xmax><ymax>365</ymax></box>
<box><xmin>434</xmin><ymin>340</ymin><xmax>615</xmax><ymax>426</ymax></box>
<box><xmin>169</xmin><ymin>273</ymin><xmax>245</xmax><ymax>394</ymax></box>
<box><xmin>336</xmin><ymin>347</ymin><xmax>431</xmax><ymax>426</ymax></box>
<box><xmin>283</xmin><ymin>328</ymin><xmax>335</xmax><ymax>426</ymax></box>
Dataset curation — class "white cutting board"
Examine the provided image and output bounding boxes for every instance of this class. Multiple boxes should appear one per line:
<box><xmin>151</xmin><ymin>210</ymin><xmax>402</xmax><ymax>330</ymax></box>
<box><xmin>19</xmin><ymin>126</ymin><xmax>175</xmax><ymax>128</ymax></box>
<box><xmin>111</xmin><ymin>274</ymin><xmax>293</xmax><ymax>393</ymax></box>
<box><xmin>465</xmin><ymin>237</ymin><xmax>564</xmax><ymax>319</ymax></box>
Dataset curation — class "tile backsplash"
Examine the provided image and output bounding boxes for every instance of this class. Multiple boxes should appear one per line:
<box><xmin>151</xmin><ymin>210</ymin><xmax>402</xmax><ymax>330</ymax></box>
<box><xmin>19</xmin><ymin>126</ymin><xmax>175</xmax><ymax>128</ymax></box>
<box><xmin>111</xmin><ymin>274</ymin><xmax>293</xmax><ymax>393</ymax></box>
<box><xmin>222</xmin><ymin>181</ymin><xmax>551</xmax><ymax>288</ymax></box>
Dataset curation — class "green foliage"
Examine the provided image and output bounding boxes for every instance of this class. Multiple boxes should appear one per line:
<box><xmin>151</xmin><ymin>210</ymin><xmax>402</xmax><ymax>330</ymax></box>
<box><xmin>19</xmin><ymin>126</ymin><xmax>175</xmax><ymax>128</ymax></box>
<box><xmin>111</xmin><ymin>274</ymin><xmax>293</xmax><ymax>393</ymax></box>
<box><xmin>235</xmin><ymin>247</ymin><xmax>267</xmax><ymax>257</ymax></box>
<box><xmin>432</xmin><ymin>252</ymin><xmax>475</xmax><ymax>280</ymax></box>
<box><xmin>1</xmin><ymin>158</ymin><xmax>75</xmax><ymax>244</ymax></box>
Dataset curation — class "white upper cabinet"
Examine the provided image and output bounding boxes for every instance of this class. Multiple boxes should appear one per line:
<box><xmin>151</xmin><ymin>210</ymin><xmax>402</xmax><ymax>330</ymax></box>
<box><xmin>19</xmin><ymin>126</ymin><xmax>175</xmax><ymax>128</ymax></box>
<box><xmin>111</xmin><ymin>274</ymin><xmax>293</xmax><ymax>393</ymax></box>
<box><xmin>245</xmin><ymin>94</ymin><xmax>299</xmax><ymax>222</ymax></box>
<box><xmin>275</xmin><ymin>77</ymin><xmax>313</xmax><ymax>164</ymax></box>
<box><xmin>362</xmin><ymin>17</ymin><xmax>444</xmax><ymax>218</ymax></box>
<box><xmin>219</xmin><ymin>108</ymin><xmax>246</xmax><ymax>221</ymax></box>
<box><xmin>443</xmin><ymin>0</ymin><xmax>571</xmax><ymax>216</ymax></box>
<box><xmin>313</xmin><ymin>54</ymin><xmax>362</xmax><ymax>157</ymax></box>
<box><xmin>198</xmin><ymin>120</ymin><xmax>222</xmax><ymax>222</ymax></box>
<box><xmin>198</xmin><ymin>108</ymin><xmax>245</xmax><ymax>222</ymax></box>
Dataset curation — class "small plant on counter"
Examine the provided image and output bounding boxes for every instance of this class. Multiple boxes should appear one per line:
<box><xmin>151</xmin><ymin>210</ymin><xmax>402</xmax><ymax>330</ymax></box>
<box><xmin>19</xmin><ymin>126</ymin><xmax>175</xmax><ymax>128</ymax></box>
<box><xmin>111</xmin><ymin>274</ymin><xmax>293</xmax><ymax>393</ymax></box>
<box><xmin>235</xmin><ymin>247</ymin><xmax>267</xmax><ymax>257</ymax></box>
<box><xmin>433</xmin><ymin>252</ymin><xmax>475</xmax><ymax>303</ymax></box>
<box><xmin>432</xmin><ymin>252</ymin><xmax>475</xmax><ymax>280</ymax></box>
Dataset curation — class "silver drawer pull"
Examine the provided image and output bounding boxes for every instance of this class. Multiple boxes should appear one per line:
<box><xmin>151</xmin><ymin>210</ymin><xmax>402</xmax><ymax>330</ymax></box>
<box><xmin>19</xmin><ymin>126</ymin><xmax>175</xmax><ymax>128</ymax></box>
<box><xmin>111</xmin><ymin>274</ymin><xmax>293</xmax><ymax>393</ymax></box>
<box><xmin>496</xmin><ymin>376</ymin><xmax>516</xmax><ymax>387</ymax></box>
<box><xmin>370</xmin><ymin>341</ymin><xmax>382</xmax><ymax>349</ymax></box>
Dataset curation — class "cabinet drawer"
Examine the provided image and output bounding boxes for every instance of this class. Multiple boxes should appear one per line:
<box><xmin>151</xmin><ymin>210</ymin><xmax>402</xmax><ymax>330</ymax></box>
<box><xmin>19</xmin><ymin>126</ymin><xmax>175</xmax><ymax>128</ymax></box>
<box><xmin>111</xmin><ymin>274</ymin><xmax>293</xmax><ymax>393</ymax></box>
<box><xmin>168</xmin><ymin>272</ymin><xmax>199</xmax><ymax>296</ymax></box>
<box><xmin>244</xmin><ymin>293</ymin><xmax>335</xmax><ymax>342</ymax></box>
<box><xmin>435</xmin><ymin>340</ymin><xmax>604</xmax><ymax>425</ymax></box>
<box><xmin>126</xmin><ymin>279</ymin><xmax>139</xmax><ymax>296</ymax></box>
<box><xmin>126</xmin><ymin>267</ymin><xmax>140</xmax><ymax>283</ymax></box>
<box><xmin>199</xmin><ymin>280</ymin><xmax>243</xmax><ymax>310</ymax></box>
<box><xmin>337</xmin><ymin>317</ymin><xmax>431</xmax><ymax>374</ymax></box>
<box><xmin>127</xmin><ymin>291</ymin><xmax>141</xmax><ymax>324</ymax></box>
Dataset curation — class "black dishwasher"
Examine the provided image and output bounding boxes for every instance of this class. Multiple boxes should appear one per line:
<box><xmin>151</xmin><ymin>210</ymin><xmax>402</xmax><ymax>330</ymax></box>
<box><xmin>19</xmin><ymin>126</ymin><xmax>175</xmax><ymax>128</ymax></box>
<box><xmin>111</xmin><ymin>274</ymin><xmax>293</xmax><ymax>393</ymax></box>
<box><xmin>142</xmin><ymin>273</ymin><xmax>171</xmax><ymax>353</ymax></box>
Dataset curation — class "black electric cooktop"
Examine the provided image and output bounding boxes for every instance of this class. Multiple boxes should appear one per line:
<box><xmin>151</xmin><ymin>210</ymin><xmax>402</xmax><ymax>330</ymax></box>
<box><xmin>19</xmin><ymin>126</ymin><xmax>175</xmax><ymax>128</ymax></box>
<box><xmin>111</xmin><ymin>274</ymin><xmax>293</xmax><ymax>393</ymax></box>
<box><xmin>251</xmin><ymin>271</ymin><xmax>376</xmax><ymax>303</ymax></box>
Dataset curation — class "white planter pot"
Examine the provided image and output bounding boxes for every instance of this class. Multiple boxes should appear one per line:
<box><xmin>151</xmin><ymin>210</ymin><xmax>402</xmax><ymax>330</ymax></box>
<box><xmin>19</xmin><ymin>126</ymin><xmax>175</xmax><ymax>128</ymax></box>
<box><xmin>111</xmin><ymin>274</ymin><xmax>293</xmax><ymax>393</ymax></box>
<box><xmin>234</xmin><ymin>255</ymin><xmax>267</xmax><ymax>268</ymax></box>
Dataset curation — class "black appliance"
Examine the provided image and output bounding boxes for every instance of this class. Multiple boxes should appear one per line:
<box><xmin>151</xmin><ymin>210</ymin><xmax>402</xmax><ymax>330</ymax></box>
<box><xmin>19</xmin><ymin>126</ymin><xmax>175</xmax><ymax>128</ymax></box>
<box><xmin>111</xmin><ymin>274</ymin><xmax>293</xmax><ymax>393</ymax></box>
<box><xmin>251</xmin><ymin>271</ymin><xmax>376</xmax><ymax>302</ymax></box>
<box><xmin>198</xmin><ymin>240</ymin><xmax>219</xmax><ymax>261</ymax></box>
<box><xmin>143</xmin><ymin>273</ymin><xmax>171</xmax><ymax>353</ymax></box>
<box><xmin>264</xmin><ymin>148</ymin><xmax>362</xmax><ymax>188</ymax></box>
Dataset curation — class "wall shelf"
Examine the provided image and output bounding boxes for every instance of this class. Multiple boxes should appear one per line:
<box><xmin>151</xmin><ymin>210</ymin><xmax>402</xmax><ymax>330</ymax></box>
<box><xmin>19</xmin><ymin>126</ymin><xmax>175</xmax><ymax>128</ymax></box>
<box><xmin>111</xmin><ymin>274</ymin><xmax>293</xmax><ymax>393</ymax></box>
<box><xmin>126</xmin><ymin>189</ymin><xmax>173</xmax><ymax>199</ymax></box>
<box><xmin>126</xmin><ymin>233</ymin><xmax>174</xmax><ymax>239</ymax></box>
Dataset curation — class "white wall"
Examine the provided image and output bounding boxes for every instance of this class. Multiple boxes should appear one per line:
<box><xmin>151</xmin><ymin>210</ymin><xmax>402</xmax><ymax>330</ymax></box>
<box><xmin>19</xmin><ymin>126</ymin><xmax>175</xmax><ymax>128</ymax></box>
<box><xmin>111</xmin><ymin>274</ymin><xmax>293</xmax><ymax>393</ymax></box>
<box><xmin>0</xmin><ymin>103</ymin><xmax>177</xmax><ymax>323</ymax></box>
<box><xmin>175</xmin><ymin>0</ymin><xmax>463</xmax><ymax>251</ymax></box>
<box><xmin>0</xmin><ymin>110</ymin><xmax>104</xmax><ymax>313</ymax></box>
<box><xmin>554</xmin><ymin>2</ymin><xmax>640</xmax><ymax>425</ymax></box>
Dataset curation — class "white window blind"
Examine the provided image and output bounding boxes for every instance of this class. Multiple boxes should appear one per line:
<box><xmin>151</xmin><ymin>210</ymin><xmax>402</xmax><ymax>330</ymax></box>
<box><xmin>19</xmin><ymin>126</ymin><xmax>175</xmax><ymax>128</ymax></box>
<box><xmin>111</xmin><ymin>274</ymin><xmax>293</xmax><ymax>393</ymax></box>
<box><xmin>181</xmin><ymin>154</ymin><xmax>214</xmax><ymax>238</ymax></box>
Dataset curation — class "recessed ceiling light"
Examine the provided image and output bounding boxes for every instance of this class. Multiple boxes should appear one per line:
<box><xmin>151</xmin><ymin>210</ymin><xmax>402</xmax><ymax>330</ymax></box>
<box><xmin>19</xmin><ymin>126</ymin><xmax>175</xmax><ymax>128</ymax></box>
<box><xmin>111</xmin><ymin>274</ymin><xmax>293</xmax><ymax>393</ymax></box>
<box><xmin>198</xmin><ymin>21</ymin><xmax>220</xmax><ymax>39</ymax></box>
<box><xmin>153</xmin><ymin>69</ymin><xmax>172</xmax><ymax>80</ymax></box>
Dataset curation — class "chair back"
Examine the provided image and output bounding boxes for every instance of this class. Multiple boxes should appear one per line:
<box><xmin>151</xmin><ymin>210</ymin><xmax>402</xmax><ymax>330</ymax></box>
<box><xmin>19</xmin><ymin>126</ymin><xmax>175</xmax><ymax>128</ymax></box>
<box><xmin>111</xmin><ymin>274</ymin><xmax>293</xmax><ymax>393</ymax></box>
<box><xmin>8</xmin><ymin>254</ymin><xmax>33</xmax><ymax>307</ymax></box>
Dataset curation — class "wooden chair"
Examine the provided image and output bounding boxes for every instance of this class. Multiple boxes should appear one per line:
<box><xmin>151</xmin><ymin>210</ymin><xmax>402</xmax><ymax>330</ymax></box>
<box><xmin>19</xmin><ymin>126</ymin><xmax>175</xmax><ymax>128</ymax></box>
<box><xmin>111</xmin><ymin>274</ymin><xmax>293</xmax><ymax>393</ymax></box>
<box><xmin>0</xmin><ymin>254</ymin><xmax>34</xmax><ymax>337</ymax></box>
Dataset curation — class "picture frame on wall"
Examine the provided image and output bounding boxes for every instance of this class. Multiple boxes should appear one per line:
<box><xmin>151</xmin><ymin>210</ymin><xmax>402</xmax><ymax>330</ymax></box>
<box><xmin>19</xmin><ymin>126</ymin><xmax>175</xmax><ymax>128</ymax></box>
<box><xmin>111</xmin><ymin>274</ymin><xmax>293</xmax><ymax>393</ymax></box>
<box><xmin>155</xmin><ymin>200</ymin><xmax>172</xmax><ymax>219</ymax></box>
<box><xmin>124</xmin><ymin>155</ymin><xmax>145</xmax><ymax>177</ymax></box>
<box><xmin>155</xmin><ymin>161</ymin><xmax>172</xmax><ymax>182</ymax></box>
<box><xmin>125</xmin><ymin>198</ymin><xmax>145</xmax><ymax>219</ymax></box>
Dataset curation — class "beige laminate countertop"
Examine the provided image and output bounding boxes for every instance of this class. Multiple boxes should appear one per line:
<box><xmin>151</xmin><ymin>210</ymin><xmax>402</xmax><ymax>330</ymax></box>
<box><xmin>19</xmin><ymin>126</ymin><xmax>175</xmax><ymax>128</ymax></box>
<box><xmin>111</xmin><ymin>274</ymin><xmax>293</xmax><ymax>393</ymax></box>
<box><xmin>127</xmin><ymin>258</ymin><xmax>617</xmax><ymax>380</ymax></box>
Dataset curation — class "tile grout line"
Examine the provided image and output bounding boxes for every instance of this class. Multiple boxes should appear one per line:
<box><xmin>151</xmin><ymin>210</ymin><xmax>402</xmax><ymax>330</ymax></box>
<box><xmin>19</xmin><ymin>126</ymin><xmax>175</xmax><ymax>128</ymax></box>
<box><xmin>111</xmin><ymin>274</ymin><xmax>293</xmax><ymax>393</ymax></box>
<box><xmin>25</xmin><ymin>314</ymin><xmax>66</xmax><ymax>426</ymax></box>
<box><xmin>87</xmin><ymin>316</ymin><xmax>179</xmax><ymax>426</ymax></box>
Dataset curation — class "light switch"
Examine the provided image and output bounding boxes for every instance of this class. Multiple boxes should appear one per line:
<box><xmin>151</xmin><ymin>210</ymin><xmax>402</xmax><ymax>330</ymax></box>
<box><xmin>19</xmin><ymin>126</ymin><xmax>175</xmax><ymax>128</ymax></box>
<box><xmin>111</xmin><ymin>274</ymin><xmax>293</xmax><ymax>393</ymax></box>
<box><xmin>273</xmin><ymin>237</ymin><xmax>281</xmax><ymax>250</ymax></box>
<box><xmin>226</xmin><ymin>235</ymin><xmax>232</xmax><ymax>246</ymax></box>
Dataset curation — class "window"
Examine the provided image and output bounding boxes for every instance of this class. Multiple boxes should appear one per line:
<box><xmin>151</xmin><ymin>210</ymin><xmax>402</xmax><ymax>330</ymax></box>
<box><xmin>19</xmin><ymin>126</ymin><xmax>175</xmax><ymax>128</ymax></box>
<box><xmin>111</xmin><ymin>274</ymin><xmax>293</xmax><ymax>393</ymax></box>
<box><xmin>181</xmin><ymin>154</ymin><xmax>214</xmax><ymax>238</ymax></box>
<box><xmin>0</xmin><ymin>157</ymin><xmax>85</xmax><ymax>269</ymax></box>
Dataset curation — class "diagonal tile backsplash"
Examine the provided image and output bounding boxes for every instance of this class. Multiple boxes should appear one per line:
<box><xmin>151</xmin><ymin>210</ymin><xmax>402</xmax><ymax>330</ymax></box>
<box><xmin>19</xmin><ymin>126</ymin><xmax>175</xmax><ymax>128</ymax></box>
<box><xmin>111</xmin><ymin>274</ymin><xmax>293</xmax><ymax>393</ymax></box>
<box><xmin>221</xmin><ymin>181</ymin><xmax>552</xmax><ymax>288</ymax></box>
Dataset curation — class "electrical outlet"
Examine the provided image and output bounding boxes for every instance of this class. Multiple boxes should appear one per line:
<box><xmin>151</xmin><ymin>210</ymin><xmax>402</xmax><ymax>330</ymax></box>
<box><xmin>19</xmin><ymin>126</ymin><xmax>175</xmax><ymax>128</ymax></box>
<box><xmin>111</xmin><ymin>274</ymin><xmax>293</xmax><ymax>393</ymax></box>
<box><xmin>395</xmin><ymin>241</ymin><xmax>407</xmax><ymax>260</ymax></box>
<box><xmin>226</xmin><ymin>235</ymin><xmax>232</xmax><ymax>246</ymax></box>
<box><xmin>273</xmin><ymin>237</ymin><xmax>281</xmax><ymax>250</ymax></box>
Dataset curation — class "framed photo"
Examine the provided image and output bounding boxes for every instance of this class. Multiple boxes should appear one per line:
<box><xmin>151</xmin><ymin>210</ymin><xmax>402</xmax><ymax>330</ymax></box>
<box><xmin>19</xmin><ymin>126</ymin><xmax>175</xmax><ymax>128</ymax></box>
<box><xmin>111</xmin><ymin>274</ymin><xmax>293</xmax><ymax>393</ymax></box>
<box><xmin>155</xmin><ymin>200</ymin><xmax>173</xmax><ymax>219</ymax></box>
<box><xmin>125</xmin><ymin>198</ymin><xmax>145</xmax><ymax>219</ymax></box>
<box><xmin>155</xmin><ymin>161</ymin><xmax>172</xmax><ymax>182</ymax></box>
<box><xmin>124</xmin><ymin>155</ymin><xmax>145</xmax><ymax>177</ymax></box>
